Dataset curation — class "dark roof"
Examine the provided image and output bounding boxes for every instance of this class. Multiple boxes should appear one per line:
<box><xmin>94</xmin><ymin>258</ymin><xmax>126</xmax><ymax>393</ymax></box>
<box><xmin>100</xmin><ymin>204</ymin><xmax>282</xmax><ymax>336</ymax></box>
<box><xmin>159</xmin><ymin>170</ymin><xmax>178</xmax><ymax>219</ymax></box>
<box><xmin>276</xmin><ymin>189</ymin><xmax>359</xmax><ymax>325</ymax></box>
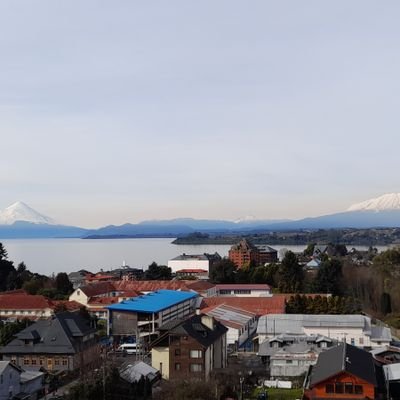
<box><xmin>160</xmin><ymin>315</ymin><xmax>228</xmax><ymax>348</ymax></box>
<box><xmin>0</xmin><ymin>311</ymin><xmax>96</xmax><ymax>355</ymax></box>
<box><xmin>310</xmin><ymin>343</ymin><xmax>377</xmax><ymax>387</ymax></box>
<box><xmin>79</xmin><ymin>282</ymin><xmax>116</xmax><ymax>297</ymax></box>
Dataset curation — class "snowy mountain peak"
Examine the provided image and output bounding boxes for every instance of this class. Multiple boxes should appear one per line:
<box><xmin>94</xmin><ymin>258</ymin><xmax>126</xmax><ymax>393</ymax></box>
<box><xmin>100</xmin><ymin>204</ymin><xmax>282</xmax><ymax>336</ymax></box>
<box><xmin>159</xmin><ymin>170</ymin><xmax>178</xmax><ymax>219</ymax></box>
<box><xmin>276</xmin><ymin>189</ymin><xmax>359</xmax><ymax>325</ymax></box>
<box><xmin>347</xmin><ymin>193</ymin><xmax>400</xmax><ymax>212</ymax></box>
<box><xmin>0</xmin><ymin>202</ymin><xmax>56</xmax><ymax>225</ymax></box>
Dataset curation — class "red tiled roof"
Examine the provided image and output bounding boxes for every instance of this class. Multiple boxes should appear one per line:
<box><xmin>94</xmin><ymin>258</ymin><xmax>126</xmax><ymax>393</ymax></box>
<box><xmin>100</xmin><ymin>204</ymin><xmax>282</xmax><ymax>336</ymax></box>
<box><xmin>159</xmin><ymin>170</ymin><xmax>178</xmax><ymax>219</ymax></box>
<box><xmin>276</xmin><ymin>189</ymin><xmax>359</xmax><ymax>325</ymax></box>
<box><xmin>113</xmin><ymin>280</ymin><xmax>192</xmax><ymax>292</ymax></box>
<box><xmin>215</xmin><ymin>284</ymin><xmax>271</xmax><ymax>290</ymax></box>
<box><xmin>79</xmin><ymin>282</ymin><xmax>116</xmax><ymax>297</ymax></box>
<box><xmin>0</xmin><ymin>294</ymin><xmax>52</xmax><ymax>310</ymax></box>
<box><xmin>0</xmin><ymin>289</ymin><xmax>28</xmax><ymax>296</ymax></box>
<box><xmin>176</xmin><ymin>269</ymin><xmax>208</xmax><ymax>273</ymax></box>
<box><xmin>52</xmin><ymin>300</ymin><xmax>81</xmax><ymax>311</ymax></box>
<box><xmin>200</xmin><ymin>296</ymin><xmax>285</xmax><ymax>316</ymax></box>
<box><xmin>88</xmin><ymin>296</ymin><xmax>121</xmax><ymax>306</ymax></box>
<box><xmin>186</xmin><ymin>281</ymin><xmax>215</xmax><ymax>291</ymax></box>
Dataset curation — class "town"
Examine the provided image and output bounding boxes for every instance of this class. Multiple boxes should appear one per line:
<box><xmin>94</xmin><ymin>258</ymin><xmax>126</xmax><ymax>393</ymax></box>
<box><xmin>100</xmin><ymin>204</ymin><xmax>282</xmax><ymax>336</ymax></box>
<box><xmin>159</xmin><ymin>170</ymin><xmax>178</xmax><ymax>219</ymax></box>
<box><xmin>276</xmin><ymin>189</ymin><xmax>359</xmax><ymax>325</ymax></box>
<box><xmin>1</xmin><ymin>239</ymin><xmax>400</xmax><ymax>400</ymax></box>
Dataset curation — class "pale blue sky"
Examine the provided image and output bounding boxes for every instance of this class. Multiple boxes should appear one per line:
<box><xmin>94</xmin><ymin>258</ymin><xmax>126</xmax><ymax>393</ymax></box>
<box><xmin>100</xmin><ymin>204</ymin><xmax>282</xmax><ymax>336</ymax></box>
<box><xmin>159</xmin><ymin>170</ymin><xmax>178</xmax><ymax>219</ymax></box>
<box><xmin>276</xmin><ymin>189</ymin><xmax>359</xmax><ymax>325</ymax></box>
<box><xmin>0</xmin><ymin>1</ymin><xmax>399</xmax><ymax>227</ymax></box>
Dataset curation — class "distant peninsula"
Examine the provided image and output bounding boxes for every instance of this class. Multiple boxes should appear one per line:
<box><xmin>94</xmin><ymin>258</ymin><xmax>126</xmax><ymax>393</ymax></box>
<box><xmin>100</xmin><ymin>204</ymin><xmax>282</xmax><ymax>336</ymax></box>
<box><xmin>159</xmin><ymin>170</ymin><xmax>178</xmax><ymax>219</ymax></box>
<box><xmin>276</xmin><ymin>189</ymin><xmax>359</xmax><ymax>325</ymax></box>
<box><xmin>171</xmin><ymin>229</ymin><xmax>400</xmax><ymax>246</ymax></box>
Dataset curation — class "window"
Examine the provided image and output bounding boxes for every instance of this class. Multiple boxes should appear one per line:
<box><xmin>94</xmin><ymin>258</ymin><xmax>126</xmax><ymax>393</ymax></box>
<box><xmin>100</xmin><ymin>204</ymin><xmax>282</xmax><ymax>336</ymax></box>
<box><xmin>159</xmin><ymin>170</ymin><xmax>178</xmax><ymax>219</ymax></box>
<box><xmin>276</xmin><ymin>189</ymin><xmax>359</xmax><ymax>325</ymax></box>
<box><xmin>354</xmin><ymin>385</ymin><xmax>363</xmax><ymax>394</ymax></box>
<box><xmin>335</xmin><ymin>383</ymin><xmax>344</xmax><ymax>394</ymax></box>
<box><xmin>345</xmin><ymin>383</ymin><xmax>353</xmax><ymax>394</ymax></box>
<box><xmin>23</xmin><ymin>358</ymin><xmax>30</xmax><ymax>365</ymax></box>
<box><xmin>190</xmin><ymin>364</ymin><xmax>202</xmax><ymax>372</ymax></box>
<box><xmin>31</xmin><ymin>358</ymin><xmax>37</xmax><ymax>365</ymax></box>
<box><xmin>351</xmin><ymin>338</ymin><xmax>355</xmax><ymax>346</ymax></box>
<box><xmin>325</xmin><ymin>384</ymin><xmax>334</xmax><ymax>393</ymax></box>
<box><xmin>286</xmin><ymin>360</ymin><xmax>293</xmax><ymax>364</ymax></box>
<box><xmin>175</xmin><ymin>349</ymin><xmax>181</xmax><ymax>356</ymax></box>
<box><xmin>175</xmin><ymin>363</ymin><xmax>181</xmax><ymax>371</ymax></box>
<box><xmin>62</xmin><ymin>357</ymin><xmax>68</xmax><ymax>366</ymax></box>
<box><xmin>190</xmin><ymin>350</ymin><xmax>202</xmax><ymax>358</ymax></box>
<box><xmin>55</xmin><ymin>358</ymin><xmax>60</xmax><ymax>366</ymax></box>
<box><xmin>47</xmin><ymin>359</ymin><xmax>53</xmax><ymax>369</ymax></box>
<box><xmin>359</xmin><ymin>337</ymin><xmax>364</xmax><ymax>345</ymax></box>
<box><xmin>39</xmin><ymin>358</ymin><xmax>44</xmax><ymax>366</ymax></box>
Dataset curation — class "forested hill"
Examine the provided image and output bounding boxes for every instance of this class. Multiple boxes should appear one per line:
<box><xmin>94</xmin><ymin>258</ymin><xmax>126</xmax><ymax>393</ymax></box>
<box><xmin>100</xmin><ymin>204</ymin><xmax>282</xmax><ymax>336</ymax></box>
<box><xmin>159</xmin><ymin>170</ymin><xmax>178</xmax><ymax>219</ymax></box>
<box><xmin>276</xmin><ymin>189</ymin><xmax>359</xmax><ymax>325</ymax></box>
<box><xmin>172</xmin><ymin>228</ymin><xmax>400</xmax><ymax>246</ymax></box>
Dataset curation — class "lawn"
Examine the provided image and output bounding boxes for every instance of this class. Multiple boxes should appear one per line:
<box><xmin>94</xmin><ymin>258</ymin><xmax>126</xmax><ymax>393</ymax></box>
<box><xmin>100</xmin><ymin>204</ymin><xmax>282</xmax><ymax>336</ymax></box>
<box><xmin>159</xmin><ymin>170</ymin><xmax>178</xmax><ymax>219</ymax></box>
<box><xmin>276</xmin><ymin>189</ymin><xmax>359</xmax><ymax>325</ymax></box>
<box><xmin>250</xmin><ymin>387</ymin><xmax>303</xmax><ymax>400</ymax></box>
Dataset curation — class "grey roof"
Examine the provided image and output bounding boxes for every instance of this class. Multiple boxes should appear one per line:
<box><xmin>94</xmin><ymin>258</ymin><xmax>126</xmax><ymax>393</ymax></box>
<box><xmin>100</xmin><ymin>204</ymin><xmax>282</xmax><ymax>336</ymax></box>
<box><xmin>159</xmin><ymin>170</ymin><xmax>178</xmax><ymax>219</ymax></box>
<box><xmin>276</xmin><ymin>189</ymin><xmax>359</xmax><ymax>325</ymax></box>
<box><xmin>20</xmin><ymin>369</ymin><xmax>44</xmax><ymax>383</ymax></box>
<box><xmin>171</xmin><ymin>254</ymin><xmax>209</xmax><ymax>261</ymax></box>
<box><xmin>0</xmin><ymin>312</ymin><xmax>96</xmax><ymax>356</ymax></box>
<box><xmin>203</xmin><ymin>304</ymin><xmax>256</xmax><ymax>329</ymax></box>
<box><xmin>383</xmin><ymin>363</ymin><xmax>400</xmax><ymax>381</ymax></box>
<box><xmin>258</xmin><ymin>334</ymin><xmax>334</xmax><ymax>357</ymax></box>
<box><xmin>0</xmin><ymin>361</ymin><xmax>22</xmax><ymax>375</ymax></box>
<box><xmin>371</xmin><ymin>325</ymin><xmax>392</xmax><ymax>341</ymax></box>
<box><xmin>119</xmin><ymin>361</ymin><xmax>159</xmax><ymax>383</ymax></box>
<box><xmin>257</xmin><ymin>314</ymin><xmax>370</xmax><ymax>335</ymax></box>
<box><xmin>256</xmin><ymin>245</ymin><xmax>277</xmax><ymax>253</ymax></box>
<box><xmin>309</xmin><ymin>343</ymin><xmax>377</xmax><ymax>387</ymax></box>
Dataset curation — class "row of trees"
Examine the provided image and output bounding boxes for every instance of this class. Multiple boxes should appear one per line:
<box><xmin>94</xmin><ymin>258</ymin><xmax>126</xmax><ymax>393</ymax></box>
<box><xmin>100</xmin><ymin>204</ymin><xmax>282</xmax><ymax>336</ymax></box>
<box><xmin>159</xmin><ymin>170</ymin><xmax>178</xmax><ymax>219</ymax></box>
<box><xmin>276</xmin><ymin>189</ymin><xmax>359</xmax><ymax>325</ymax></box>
<box><xmin>0</xmin><ymin>243</ymin><xmax>73</xmax><ymax>299</ymax></box>
<box><xmin>209</xmin><ymin>250</ymin><xmax>344</xmax><ymax>296</ymax></box>
<box><xmin>286</xmin><ymin>294</ymin><xmax>361</xmax><ymax>314</ymax></box>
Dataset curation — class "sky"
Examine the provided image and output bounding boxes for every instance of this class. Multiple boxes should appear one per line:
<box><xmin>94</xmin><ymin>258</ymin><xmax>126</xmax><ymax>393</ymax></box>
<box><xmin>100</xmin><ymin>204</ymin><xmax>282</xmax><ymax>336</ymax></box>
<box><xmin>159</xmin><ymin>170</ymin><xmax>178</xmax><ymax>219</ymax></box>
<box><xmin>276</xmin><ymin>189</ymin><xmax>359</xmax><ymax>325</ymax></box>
<box><xmin>1</xmin><ymin>1</ymin><xmax>400</xmax><ymax>228</ymax></box>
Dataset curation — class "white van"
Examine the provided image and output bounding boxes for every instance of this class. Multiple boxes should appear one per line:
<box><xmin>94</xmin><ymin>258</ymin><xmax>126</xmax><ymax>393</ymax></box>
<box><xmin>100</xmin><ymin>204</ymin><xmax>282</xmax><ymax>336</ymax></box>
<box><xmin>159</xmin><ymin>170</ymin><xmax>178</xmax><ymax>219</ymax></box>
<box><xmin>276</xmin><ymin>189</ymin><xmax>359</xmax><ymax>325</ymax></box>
<box><xmin>117</xmin><ymin>343</ymin><xmax>140</xmax><ymax>354</ymax></box>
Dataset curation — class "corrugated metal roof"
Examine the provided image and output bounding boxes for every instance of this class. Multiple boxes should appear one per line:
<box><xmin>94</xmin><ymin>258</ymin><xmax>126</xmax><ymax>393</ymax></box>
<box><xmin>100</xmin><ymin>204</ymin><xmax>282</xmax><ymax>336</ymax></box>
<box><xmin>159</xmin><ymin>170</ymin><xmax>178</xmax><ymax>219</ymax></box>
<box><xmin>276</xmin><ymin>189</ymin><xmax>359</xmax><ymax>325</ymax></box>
<box><xmin>257</xmin><ymin>314</ymin><xmax>370</xmax><ymax>335</ymax></box>
<box><xmin>119</xmin><ymin>361</ymin><xmax>159</xmax><ymax>383</ymax></box>
<box><xmin>203</xmin><ymin>304</ymin><xmax>256</xmax><ymax>328</ymax></box>
<box><xmin>384</xmin><ymin>363</ymin><xmax>400</xmax><ymax>381</ymax></box>
<box><xmin>107</xmin><ymin>290</ymin><xmax>197</xmax><ymax>313</ymax></box>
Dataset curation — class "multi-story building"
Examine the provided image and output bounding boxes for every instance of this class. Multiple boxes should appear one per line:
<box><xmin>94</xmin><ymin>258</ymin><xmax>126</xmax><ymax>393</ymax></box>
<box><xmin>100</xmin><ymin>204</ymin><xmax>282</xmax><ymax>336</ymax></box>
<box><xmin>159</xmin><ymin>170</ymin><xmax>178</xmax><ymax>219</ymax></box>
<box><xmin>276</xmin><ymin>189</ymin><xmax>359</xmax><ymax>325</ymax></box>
<box><xmin>215</xmin><ymin>284</ymin><xmax>272</xmax><ymax>297</ymax></box>
<box><xmin>0</xmin><ymin>312</ymin><xmax>100</xmax><ymax>372</ymax></box>
<box><xmin>228</xmin><ymin>240</ymin><xmax>277</xmax><ymax>268</ymax></box>
<box><xmin>168</xmin><ymin>252</ymin><xmax>221</xmax><ymax>274</ymax></box>
<box><xmin>258</xmin><ymin>334</ymin><xmax>337</xmax><ymax>378</ymax></box>
<box><xmin>256</xmin><ymin>314</ymin><xmax>392</xmax><ymax>348</ymax></box>
<box><xmin>107</xmin><ymin>290</ymin><xmax>198</xmax><ymax>342</ymax></box>
<box><xmin>151</xmin><ymin>314</ymin><xmax>227</xmax><ymax>381</ymax></box>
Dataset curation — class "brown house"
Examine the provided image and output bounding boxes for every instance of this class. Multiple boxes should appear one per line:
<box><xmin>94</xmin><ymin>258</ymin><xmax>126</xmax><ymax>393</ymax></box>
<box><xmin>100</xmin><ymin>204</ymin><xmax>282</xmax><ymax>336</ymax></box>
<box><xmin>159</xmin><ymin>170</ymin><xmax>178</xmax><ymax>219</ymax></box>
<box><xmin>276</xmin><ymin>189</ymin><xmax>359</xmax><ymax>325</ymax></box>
<box><xmin>303</xmin><ymin>343</ymin><xmax>383</xmax><ymax>400</ymax></box>
<box><xmin>228</xmin><ymin>239</ymin><xmax>277</xmax><ymax>268</ymax></box>
<box><xmin>151</xmin><ymin>314</ymin><xmax>227</xmax><ymax>381</ymax></box>
<box><xmin>0</xmin><ymin>311</ymin><xmax>100</xmax><ymax>372</ymax></box>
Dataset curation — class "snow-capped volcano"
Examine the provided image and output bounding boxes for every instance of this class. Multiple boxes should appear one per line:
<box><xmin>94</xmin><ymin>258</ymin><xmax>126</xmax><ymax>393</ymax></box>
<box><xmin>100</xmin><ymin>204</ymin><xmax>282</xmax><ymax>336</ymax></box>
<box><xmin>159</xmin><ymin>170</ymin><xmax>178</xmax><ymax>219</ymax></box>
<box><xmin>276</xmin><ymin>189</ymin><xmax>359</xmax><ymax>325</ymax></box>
<box><xmin>0</xmin><ymin>202</ymin><xmax>56</xmax><ymax>225</ymax></box>
<box><xmin>347</xmin><ymin>193</ymin><xmax>400</xmax><ymax>212</ymax></box>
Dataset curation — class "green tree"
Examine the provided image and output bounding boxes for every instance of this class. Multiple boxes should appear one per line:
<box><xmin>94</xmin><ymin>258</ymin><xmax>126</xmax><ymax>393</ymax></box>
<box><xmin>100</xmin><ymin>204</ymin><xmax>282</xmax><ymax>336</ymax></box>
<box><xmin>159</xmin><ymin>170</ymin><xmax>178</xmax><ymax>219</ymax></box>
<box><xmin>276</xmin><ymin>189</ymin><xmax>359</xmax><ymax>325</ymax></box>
<box><xmin>144</xmin><ymin>262</ymin><xmax>172</xmax><ymax>280</ymax></box>
<box><xmin>277</xmin><ymin>251</ymin><xmax>303</xmax><ymax>293</ymax></box>
<box><xmin>314</xmin><ymin>258</ymin><xmax>343</xmax><ymax>295</ymax></box>
<box><xmin>55</xmin><ymin>272</ymin><xmax>73</xmax><ymax>295</ymax></box>
<box><xmin>0</xmin><ymin>243</ymin><xmax>16</xmax><ymax>291</ymax></box>
<box><xmin>209</xmin><ymin>259</ymin><xmax>237</xmax><ymax>284</ymax></box>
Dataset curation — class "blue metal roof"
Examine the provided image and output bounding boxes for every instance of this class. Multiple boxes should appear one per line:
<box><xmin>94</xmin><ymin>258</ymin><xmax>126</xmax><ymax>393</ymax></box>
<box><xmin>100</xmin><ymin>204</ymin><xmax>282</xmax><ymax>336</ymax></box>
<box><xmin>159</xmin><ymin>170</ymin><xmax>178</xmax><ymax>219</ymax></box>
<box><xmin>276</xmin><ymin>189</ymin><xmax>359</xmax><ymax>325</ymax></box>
<box><xmin>106</xmin><ymin>290</ymin><xmax>198</xmax><ymax>313</ymax></box>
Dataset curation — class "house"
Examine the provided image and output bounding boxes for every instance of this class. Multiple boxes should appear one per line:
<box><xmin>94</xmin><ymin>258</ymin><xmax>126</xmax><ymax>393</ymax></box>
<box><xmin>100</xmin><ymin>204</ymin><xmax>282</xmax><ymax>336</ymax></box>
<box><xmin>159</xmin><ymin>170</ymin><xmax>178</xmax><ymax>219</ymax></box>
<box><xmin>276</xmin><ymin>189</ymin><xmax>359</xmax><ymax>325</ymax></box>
<box><xmin>168</xmin><ymin>253</ymin><xmax>221</xmax><ymax>274</ymax></box>
<box><xmin>151</xmin><ymin>314</ymin><xmax>227</xmax><ymax>381</ymax></box>
<box><xmin>0</xmin><ymin>361</ymin><xmax>23</xmax><ymax>400</ymax></box>
<box><xmin>258</xmin><ymin>334</ymin><xmax>337</xmax><ymax>378</ymax></box>
<box><xmin>305</xmin><ymin>258</ymin><xmax>321</xmax><ymax>270</ymax></box>
<box><xmin>382</xmin><ymin>363</ymin><xmax>400</xmax><ymax>399</ymax></box>
<box><xmin>20</xmin><ymin>369</ymin><xmax>45</xmax><ymax>400</ymax></box>
<box><xmin>371</xmin><ymin>346</ymin><xmax>400</xmax><ymax>364</ymax></box>
<box><xmin>201</xmin><ymin>304</ymin><xmax>258</xmax><ymax>349</ymax></box>
<box><xmin>0</xmin><ymin>294</ymin><xmax>54</xmax><ymax>320</ymax></box>
<box><xmin>119</xmin><ymin>361</ymin><xmax>160</xmax><ymax>385</ymax></box>
<box><xmin>0</xmin><ymin>312</ymin><xmax>100</xmax><ymax>372</ymax></box>
<box><xmin>228</xmin><ymin>240</ymin><xmax>277</xmax><ymax>268</ymax></box>
<box><xmin>68</xmin><ymin>269</ymin><xmax>92</xmax><ymax>289</ymax></box>
<box><xmin>215</xmin><ymin>284</ymin><xmax>272</xmax><ymax>297</ymax></box>
<box><xmin>69</xmin><ymin>282</ymin><xmax>117</xmax><ymax>307</ymax></box>
<box><xmin>303</xmin><ymin>343</ymin><xmax>382</xmax><ymax>399</ymax></box>
<box><xmin>256</xmin><ymin>314</ymin><xmax>392</xmax><ymax>348</ymax></box>
<box><xmin>107</xmin><ymin>290</ymin><xmax>198</xmax><ymax>342</ymax></box>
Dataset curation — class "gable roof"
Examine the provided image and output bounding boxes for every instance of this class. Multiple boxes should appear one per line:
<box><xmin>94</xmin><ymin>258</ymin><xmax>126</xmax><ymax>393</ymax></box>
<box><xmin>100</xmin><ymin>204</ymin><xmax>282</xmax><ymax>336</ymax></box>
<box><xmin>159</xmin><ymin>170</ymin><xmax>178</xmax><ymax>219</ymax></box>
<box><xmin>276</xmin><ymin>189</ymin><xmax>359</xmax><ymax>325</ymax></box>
<box><xmin>0</xmin><ymin>294</ymin><xmax>53</xmax><ymax>310</ymax></box>
<box><xmin>0</xmin><ymin>360</ymin><xmax>22</xmax><ymax>375</ymax></box>
<box><xmin>0</xmin><ymin>311</ymin><xmax>96</xmax><ymax>355</ymax></box>
<box><xmin>201</xmin><ymin>304</ymin><xmax>256</xmax><ymax>329</ymax></box>
<box><xmin>309</xmin><ymin>343</ymin><xmax>377</xmax><ymax>387</ymax></box>
<box><xmin>159</xmin><ymin>315</ymin><xmax>227</xmax><ymax>348</ymax></box>
<box><xmin>78</xmin><ymin>282</ymin><xmax>116</xmax><ymax>297</ymax></box>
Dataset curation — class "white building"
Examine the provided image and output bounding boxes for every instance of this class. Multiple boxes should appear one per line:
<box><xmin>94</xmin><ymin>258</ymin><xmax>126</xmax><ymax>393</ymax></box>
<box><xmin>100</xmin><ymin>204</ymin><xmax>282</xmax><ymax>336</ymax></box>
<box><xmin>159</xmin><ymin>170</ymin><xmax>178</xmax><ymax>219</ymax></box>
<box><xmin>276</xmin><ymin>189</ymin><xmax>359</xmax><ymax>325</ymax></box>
<box><xmin>256</xmin><ymin>314</ymin><xmax>392</xmax><ymax>348</ymax></box>
<box><xmin>168</xmin><ymin>253</ymin><xmax>221</xmax><ymax>274</ymax></box>
<box><xmin>215</xmin><ymin>284</ymin><xmax>272</xmax><ymax>297</ymax></box>
<box><xmin>201</xmin><ymin>304</ymin><xmax>258</xmax><ymax>348</ymax></box>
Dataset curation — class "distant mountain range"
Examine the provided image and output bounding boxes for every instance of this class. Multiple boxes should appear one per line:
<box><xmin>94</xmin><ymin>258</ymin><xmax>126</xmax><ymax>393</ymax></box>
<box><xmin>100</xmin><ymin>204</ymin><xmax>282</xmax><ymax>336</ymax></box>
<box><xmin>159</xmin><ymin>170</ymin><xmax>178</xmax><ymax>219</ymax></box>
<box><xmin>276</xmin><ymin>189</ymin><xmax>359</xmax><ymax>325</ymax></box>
<box><xmin>2</xmin><ymin>193</ymin><xmax>400</xmax><ymax>238</ymax></box>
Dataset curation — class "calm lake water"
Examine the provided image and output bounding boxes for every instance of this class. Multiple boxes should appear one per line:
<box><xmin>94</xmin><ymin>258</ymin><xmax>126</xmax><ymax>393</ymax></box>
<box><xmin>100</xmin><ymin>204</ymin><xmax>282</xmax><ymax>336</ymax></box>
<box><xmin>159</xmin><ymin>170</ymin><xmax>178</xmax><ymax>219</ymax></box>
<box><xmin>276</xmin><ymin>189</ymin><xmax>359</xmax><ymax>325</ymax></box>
<box><xmin>0</xmin><ymin>238</ymin><xmax>390</xmax><ymax>276</ymax></box>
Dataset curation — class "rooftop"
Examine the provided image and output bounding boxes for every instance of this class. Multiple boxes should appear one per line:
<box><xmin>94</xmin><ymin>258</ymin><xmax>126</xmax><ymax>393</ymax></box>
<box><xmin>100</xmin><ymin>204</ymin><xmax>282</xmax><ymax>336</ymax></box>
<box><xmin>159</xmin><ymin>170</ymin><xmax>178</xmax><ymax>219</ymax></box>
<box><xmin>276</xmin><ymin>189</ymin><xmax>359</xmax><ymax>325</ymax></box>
<box><xmin>107</xmin><ymin>290</ymin><xmax>198</xmax><ymax>313</ymax></box>
<box><xmin>215</xmin><ymin>283</ymin><xmax>271</xmax><ymax>290</ymax></box>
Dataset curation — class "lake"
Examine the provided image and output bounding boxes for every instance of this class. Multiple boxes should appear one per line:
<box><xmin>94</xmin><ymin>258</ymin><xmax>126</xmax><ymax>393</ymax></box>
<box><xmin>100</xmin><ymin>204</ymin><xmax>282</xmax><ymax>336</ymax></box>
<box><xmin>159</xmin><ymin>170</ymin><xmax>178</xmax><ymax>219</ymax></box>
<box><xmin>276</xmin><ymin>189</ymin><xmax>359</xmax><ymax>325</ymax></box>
<box><xmin>0</xmin><ymin>238</ymin><xmax>389</xmax><ymax>276</ymax></box>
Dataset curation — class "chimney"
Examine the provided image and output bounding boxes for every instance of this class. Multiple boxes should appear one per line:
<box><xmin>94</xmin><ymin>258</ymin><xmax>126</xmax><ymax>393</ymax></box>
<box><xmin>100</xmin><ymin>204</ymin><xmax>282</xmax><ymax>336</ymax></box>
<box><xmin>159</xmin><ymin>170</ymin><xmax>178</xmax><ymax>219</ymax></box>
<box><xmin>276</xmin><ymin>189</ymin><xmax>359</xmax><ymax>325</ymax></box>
<box><xmin>201</xmin><ymin>315</ymin><xmax>215</xmax><ymax>331</ymax></box>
